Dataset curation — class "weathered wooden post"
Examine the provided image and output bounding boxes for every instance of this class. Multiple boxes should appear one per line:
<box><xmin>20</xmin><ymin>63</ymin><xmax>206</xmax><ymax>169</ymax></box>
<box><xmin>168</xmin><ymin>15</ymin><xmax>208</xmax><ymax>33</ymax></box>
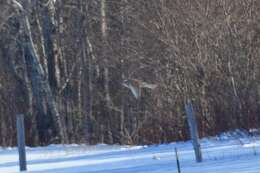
<box><xmin>185</xmin><ymin>101</ymin><xmax>202</xmax><ymax>162</ymax></box>
<box><xmin>16</xmin><ymin>114</ymin><xmax>27</xmax><ymax>171</ymax></box>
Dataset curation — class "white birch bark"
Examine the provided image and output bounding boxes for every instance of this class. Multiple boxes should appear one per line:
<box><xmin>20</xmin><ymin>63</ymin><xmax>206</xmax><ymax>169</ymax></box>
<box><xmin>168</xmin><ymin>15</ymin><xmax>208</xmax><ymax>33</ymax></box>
<box><xmin>12</xmin><ymin>0</ymin><xmax>68</xmax><ymax>143</ymax></box>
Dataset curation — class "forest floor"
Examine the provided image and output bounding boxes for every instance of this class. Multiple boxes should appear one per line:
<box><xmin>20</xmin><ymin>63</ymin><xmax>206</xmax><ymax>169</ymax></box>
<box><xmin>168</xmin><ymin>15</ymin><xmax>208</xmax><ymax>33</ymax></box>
<box><xmin>1</xmin><ymin>130</ymin><xmax>260</xmax><ymax>173</ymax></box>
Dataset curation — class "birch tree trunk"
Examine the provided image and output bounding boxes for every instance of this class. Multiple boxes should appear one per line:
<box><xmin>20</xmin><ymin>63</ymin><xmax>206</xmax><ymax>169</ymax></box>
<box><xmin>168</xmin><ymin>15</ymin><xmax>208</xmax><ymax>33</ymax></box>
<box><xmin>40</xmin><ymin>1</ymin><xmax>61</xmax><ymax>90</ymax></box>
<box><xmin>14</xmin><ymin>0</ymin><xmax>68</xmax><ymax>144</ymax></box>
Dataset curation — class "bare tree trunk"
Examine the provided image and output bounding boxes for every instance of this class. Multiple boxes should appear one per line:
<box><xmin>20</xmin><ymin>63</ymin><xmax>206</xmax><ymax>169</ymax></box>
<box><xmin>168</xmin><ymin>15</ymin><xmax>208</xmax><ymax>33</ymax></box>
<box><xmin>118</xmin><ymin>0</ymin><xmax>128</xmax><ymax>144</ymax></box>
<box><xmin>14</xmin><ymin>0</ymin><xmax>68</xmax><ymax>144</ymax></box>
<box><xmin>100</xmin><ymin>0</ymin><xmax>113</xmax><ymax>143</ymax></box>
<box><xmin>76</xmin><ymin>0</ymin><xmax>83</xmax><ymax>135</ymax></box>
<box><xmin>85</xmin><ymin>42</ymin><xmax>94</xmax><ymax>143</ymax></box>
<box><xmin>81</xmin><ymin>0</ymin><xmax>94</xmax><ymax>143</ymax></box>
<box><xmin>101</xmin><ymin>0</ymin><xmax>111</xmax><ymax>106</ymax></box>
<box><xmin>34</xmin><ymin>1</ymin><xmax>48</xmax><ymax>77</ymax></box>
<box><xmin>40</xmin><ymin>1</ymin><xmax>60</xmax><ymax>90</ymax></box>
<box><xmin>22</xmin><ymin>43</ymin><xmax>39</xmax><ymax>145</ymax></box>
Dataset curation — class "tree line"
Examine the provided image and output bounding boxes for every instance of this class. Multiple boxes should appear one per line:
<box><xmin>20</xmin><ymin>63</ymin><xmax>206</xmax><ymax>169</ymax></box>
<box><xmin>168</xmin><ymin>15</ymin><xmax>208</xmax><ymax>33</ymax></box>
<box><xmin>0</xmin><ymin>0</ymin><xmax>259</xmax><ymax>146</ymax></box>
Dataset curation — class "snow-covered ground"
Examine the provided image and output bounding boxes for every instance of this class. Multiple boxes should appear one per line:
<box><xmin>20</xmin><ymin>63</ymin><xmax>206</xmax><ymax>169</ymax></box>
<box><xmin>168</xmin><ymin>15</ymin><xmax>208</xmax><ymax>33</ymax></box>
<box><xmin>1</xmin><ymin>131</ymin><xmax>260</xmax><ymax>173</ymax></box>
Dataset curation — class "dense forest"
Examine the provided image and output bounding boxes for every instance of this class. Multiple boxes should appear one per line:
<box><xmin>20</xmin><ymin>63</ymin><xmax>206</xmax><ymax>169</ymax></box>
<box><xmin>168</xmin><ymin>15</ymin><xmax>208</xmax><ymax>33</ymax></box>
<box><xmin>0</xmin><ymin>0</ymin><xmax>260</xmax><ymax>146</ymax></box>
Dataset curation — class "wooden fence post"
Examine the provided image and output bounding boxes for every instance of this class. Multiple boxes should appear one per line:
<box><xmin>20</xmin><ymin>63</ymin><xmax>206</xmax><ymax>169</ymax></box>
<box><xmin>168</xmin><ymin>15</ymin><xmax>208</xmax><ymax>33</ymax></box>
<box><xmin>16</xmin><ymin>114</ymin><xmax>27</xmax><ymax>171</ymax></box>
<box><xmin>185</xmin><ymin>101</ymin><xmax>202</xmax><ymax>162</ymax></box>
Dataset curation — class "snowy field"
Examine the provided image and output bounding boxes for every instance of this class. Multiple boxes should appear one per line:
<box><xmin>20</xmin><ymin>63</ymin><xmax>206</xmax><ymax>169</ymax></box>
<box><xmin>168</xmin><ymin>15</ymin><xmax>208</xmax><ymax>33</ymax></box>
<box><xmin>1</xmin><ymin>131</ymin><xmax>260</xmax><ymax>173</ymax></box>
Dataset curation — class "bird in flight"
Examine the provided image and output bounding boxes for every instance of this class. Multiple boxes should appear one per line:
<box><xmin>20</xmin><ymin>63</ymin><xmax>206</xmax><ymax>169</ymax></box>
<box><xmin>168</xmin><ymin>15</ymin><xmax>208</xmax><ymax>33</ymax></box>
<box><xmin>122</xmin><ymin>79</ymin><xmax>157</xmax><ymax>99</ymax></box>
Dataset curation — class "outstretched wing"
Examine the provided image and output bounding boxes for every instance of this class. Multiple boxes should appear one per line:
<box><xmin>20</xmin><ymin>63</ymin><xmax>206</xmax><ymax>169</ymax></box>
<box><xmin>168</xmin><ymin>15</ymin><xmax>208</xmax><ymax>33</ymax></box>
<box><xmin>122</xmin><ymin>82</ymin><xmax>140</xmax><ymax>99</ymax></box>
<box><xmin>141</xmin><ymin>82</ymin><xmax>157</xmax><ymax>89</ymax></box>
